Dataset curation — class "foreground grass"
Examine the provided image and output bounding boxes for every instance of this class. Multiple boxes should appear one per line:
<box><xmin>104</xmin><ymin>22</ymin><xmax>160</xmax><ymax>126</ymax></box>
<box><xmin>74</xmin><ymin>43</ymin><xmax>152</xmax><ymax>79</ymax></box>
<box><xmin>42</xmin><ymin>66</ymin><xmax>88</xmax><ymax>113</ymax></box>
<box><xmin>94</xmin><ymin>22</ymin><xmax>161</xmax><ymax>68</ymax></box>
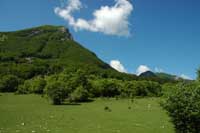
<box><xmin>0</xmin><ymin>93</ymin><xmax>174</xmax><ymax>133</ymax></box>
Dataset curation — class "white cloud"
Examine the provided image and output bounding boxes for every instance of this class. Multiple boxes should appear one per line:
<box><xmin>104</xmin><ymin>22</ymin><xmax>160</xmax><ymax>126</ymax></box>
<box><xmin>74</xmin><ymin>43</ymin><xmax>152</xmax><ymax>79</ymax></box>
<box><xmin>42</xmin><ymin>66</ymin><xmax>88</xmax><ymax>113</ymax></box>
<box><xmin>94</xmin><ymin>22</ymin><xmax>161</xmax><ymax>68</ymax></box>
<box><xmin>54</xmin><ymin>0</ymin><xmax>133</xmax><ymax>36</ymax></box>
<box><xmin>110</xmin><ymin>60</ymin><xmax>127</xmax><ymax>73</ymax></box>
<box><xmin>136</xmin><ymin>65</ymin><xmax>151</xmax><ymax>75</ymax></box>
<box><xmin>180</xmin><ymin>74</ymin><xmax>192</xmax><ymax>80</ymax></box>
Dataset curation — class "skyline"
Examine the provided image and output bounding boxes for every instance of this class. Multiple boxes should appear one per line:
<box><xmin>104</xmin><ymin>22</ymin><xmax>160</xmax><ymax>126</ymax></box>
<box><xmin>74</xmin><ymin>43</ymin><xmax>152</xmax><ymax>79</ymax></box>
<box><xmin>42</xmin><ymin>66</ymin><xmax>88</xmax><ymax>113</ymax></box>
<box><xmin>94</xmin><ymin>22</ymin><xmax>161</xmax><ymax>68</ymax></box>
<box><xmin>1</xmin><ymin>0</ymin><xmax>200</xmax><ymax>79</ymax></box>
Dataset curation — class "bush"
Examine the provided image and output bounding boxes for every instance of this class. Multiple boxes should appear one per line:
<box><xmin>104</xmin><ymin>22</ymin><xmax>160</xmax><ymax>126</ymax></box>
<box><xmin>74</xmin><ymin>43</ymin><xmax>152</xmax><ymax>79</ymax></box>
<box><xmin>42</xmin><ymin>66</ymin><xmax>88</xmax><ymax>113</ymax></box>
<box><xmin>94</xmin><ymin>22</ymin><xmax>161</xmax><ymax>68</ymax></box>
<box><xmin>17</xmin><ymin>76</ymin><xmax>46</xmax><ymax>94</ymax></box>
<box><xmin>90</xmin><ymin>79</ymin><xmax>122</xmax><ymax>97</ymax></box>
<box><xmin>161</xmin><ymin>83</ymin><xmax>178</xmax><ymax>98</ymax></box>
<box><xmin>69</xmin><ymin>86</ymin><xmax>89</xmax><ymax>102</ymax></box>
<box><xmin>162</xmin><ymin>83</ymin><xmax>200</xmax><ymax>133</ymax></box>
<box><xmin>122</xmin><ymin>81</ymin><xmax>161</xmax><ymax>97</ymax></box>
<box><xmin>45</xmin><ymin>81</ymin><xmax>68</xmax><ymax>105</ymax></box>
<box><xmin>0</xmin><ymin>75</ymin><xmax>21</xmax><ymax>92</ymax></box>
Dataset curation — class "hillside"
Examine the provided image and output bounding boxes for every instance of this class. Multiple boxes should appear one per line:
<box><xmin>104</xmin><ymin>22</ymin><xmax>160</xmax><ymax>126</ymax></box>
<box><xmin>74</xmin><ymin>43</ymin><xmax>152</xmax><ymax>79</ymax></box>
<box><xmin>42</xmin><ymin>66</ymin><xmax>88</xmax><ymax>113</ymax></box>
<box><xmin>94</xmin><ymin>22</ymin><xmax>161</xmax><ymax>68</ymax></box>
<box><xmin>139</xmin><ymin>71</ymin><xmax>190</xmax><ymax>83</ymax></box>
<box><xmin>155</xmin><ymin>72</ymin><xmax>178</xmax><ymax>80</ymax></box>
<box><xmin>139</xmin><ymin>71</ymin><xmax>156</xmax><ymax>77</ymax></box>
<box><xmin>0</xmin><ymin>25</ymin><xmax>136</xmax><ymax>80</ymax></box>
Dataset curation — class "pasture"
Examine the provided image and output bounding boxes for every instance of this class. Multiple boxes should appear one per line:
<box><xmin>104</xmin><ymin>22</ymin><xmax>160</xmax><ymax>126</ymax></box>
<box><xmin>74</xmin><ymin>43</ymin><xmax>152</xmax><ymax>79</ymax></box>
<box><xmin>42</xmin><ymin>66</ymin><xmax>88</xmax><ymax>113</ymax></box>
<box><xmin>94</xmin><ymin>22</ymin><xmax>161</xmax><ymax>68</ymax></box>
<box><xmin>0</xmin><ymin>93</ymin><xmax>174</xmax><ymax>133</ymax></box>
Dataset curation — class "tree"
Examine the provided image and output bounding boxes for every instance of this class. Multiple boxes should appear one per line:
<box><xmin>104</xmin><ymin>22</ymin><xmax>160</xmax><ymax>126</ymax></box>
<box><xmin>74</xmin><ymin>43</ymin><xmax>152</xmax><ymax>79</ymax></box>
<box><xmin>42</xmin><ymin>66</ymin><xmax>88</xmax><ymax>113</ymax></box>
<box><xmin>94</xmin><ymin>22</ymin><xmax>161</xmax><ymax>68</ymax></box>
<box><xmin>91</xmin><ymin>79</ymin><xmax>122</xmax><ymax>97</ymax></box>
<box><xmin>121</xmin><ymin>81</ymin><xmax>161</xmax><ymax>97</ymax></box>
<box><xmin>162</xmin><ymin>83</ymin><xmax>200</xmax><ymax>133</ymax></box>
<box><xmin>0</xmin><ymin>75</ymin><xmax>20</xmax><ymax>92</ymax></box>
<box><xmin>161</xmin><ymin>83</ymin><xmax>178</xmax><ymax>97</ymax></box>
<box><xmin>69</xmin><ymin>86</ymin><xmax>89</xmax><ymax>102</ymax></box>
<box><xmin>17</xmin><ymin>76</ymin><xmax>46</xmax><ymax>94</ymax></box>
<box><xmin>45</xmin><ymin>81</ymin><xmax>68</xmax><ymax>105</ymax></box>
<box><xmin>197</xmin><ymin>68</ymin><xmax>200</xmax><ymax>81</ymax></box>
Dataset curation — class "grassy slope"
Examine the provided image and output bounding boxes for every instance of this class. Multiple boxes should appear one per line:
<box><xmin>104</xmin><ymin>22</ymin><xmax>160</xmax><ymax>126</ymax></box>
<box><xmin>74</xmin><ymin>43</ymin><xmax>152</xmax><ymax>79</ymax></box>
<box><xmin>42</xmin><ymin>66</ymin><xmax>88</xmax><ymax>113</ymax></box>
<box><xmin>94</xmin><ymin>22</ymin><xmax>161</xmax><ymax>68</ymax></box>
<box><xmin>0</xmin><ymin>94</ymin><xmax>174</xmax><ymax>133</ymax></box>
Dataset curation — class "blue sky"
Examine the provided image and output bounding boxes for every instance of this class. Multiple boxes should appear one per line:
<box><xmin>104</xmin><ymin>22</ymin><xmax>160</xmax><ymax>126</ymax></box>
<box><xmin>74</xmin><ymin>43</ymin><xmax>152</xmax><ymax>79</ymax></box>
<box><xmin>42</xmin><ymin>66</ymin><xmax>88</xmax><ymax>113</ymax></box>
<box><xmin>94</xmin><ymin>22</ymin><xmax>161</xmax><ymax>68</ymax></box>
<box><xmin>0</xmin><ymin>0</ymin><xmax>200</xmax><ymax>79</ymax></box>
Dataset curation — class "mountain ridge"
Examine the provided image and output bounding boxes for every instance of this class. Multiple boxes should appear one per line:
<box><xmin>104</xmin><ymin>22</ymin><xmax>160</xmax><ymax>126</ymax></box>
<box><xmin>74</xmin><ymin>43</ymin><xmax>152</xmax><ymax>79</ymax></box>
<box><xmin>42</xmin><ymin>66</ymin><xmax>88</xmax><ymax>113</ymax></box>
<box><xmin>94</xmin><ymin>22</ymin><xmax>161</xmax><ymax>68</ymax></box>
<box><xmin>0</xmin><ymin>25</ymin><xmax>136</xmax><ymax>80</ymax></box>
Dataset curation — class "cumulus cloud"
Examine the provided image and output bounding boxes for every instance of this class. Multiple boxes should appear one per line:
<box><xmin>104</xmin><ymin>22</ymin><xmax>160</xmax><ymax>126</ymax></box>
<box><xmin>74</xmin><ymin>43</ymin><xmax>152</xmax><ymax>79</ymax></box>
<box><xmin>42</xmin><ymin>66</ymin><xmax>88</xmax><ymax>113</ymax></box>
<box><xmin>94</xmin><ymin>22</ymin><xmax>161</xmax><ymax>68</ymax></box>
<box><xmin>54</xmin><ymin>0</ymin><xmax>133</xmax><ymax>36</ymax></box>
<box><xmin>136</xmin><ymin>65</ymin><xmax>151</xmax><ymax>75</ymax></box>
<box><xmin>180</xmin><ymin>74</ymin><xmax>192</xmax><ymax>80</ymax></box>
<box><xmin>110</xmin><ymin>60</ymin><xmax>127</xmax><ymax>73</ymax></box>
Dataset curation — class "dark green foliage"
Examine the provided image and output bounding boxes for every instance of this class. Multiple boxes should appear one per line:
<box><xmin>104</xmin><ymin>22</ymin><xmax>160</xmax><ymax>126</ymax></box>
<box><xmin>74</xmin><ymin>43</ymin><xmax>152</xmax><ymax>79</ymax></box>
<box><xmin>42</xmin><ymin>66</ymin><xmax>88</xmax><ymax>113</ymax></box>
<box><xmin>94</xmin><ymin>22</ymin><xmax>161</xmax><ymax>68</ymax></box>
<box><xmin>91</xmin><ymin>79</ymin><xmax>161</xmax><ymax>98</ymax></box>
<box><xmin>0</xmin><ymin>75</ymin><xmax>21</xmax><ymax>92</ymax></box>
<box><xmin>100</xmin><ymin>79</ymin><xmax>121</xmax><ymax>97</ymax></box>
<box><xmin>122</xmin><ymin>81</ymin><xmax>161</xmax><ymax>97</ymax></box>
<box><xmin>0</xmin><ymin>25</ymin><xmax>137</xmax><ymax>85</ymax></box>
<box><xmin>161</xmin><ymin>83</ymin><xmax>178</xmax><ymax>97</ymax></box>
<box><xmin>17</xmin><ymin>76</ymin><xmax>46</xmax><ymax>94</ymax></box>
<box><xmin>45</xmin><ymin>81</ymin><xmax>68</xmax><ymax>105</ymax></box>
<box><xmin>197</xmin><ymin>68</ymin><xmax>200</xmax><ymax>81</ymax></box>
<box><xmin>69</xmin><ymin>86</ymin><xmax>89</xmax><ymax>102</ymax></box>
<box><xmin>104</xmin><ymin>106</ymin><xmax>112</xmax><ymax>112</ymax></box>
<box><xmin>44</xmin><ymin>69</ymin><xmax>91</xmax><ymax>104</ymax></box>
<box><xmin>90</xmin><ymin>79</ymin><xmax>122</xmax><ymax>97</ymax></box>
<box><xmin>162</xmin><ymin>83</ymin><xmax>200</xmax><ymax>133</ymax></box>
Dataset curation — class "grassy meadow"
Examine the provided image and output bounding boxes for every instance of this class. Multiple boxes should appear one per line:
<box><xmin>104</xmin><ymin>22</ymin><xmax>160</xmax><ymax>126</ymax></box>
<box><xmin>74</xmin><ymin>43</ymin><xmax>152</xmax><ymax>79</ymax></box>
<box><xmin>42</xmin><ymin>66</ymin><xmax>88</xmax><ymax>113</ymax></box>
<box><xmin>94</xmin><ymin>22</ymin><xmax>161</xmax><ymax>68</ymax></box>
<box><xmin>0</xmin><ymin>93</ymin><xmax>174</xmax><ymax>133</ymax></box>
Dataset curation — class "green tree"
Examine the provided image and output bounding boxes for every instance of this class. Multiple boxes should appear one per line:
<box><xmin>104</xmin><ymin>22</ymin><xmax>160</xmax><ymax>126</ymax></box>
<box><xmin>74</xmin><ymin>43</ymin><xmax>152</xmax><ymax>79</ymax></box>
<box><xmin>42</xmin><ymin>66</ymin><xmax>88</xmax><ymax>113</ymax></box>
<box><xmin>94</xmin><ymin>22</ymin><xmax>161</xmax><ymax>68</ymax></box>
<box><xmin>45</xmin><ymin>81</ymin><xmax>69</xmax><ymax>105</ymax></box>
<box><xmin>69</xmin><ymin>86</ymin><xmax>89</xmax><ymax>102</ymax></box>
<box><xmin>0</xmin><ymin>75</ymin><xmax>20</xmax><ymax>92</ymax></box>
<box><xmin>197</xmin><ymin>68</ymin><xmax>200</xmax><ymax>81</ymax></box>
<box><xmin>162</xmin><ymin>83</ymin><xmax>200</xmax><ymax>133</ymax></box>
<box><xmin>91</xmin><ymin>79</ymin><xmax>122</xmax><ymax>97</ymax></box>
<box><xmin>17</xmin><ymin>76</ymin><xmax>46</xmax><ymax>94</ymax></box>
<box><xmin>121</xmin><ymin>81</ymin><xmax>161</xmax><ymax>97</ymax></box>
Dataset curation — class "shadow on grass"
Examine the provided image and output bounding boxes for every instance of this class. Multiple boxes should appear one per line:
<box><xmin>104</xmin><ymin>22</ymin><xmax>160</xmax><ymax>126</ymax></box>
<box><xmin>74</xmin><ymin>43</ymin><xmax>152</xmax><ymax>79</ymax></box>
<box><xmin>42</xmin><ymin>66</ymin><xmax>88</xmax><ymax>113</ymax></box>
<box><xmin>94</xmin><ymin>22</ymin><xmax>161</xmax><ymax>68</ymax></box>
<box><xmin>54</xmin><ymin>99</ymin><xmax>94</xmax><ymax>106</ymax></box>
<box><xmin>62</xmin><ymin>103</ymin><xmax>81</xmax><ymax>106</ymax></box>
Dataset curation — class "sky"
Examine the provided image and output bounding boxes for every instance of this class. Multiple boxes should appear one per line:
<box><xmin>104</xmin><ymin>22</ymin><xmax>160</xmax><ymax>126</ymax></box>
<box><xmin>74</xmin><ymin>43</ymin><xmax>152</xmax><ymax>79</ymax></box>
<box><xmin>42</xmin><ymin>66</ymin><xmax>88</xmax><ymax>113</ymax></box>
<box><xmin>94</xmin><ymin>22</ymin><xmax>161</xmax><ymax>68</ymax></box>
<box><xmin>0</xmin><ymin>0</ymin><xmax>200</xmax><ymax>79</ymax></box>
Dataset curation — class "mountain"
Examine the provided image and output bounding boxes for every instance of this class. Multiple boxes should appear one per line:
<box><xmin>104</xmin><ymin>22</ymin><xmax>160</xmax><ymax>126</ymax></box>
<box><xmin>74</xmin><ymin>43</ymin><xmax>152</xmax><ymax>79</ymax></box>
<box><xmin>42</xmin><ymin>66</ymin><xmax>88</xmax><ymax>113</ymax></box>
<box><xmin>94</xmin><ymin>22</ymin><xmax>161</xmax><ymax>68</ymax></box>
<box><xmin>139</xmin><ymin>71</ymin><xmax>190</xmax><ymax>83</ymax></box>
<box><xmin>0</xmin><ymin>25</ymin><xmax>136</xmax><ymax>80</ymax></box>
<box><xmin>155</xmin><ymin>72</ymin><xmax>178</xmax><ymax>80</ymax></box>
<box><xmin>139</xmin><ymin>71</ymin><xmax>156</xmax><ymax>77</ymax></box>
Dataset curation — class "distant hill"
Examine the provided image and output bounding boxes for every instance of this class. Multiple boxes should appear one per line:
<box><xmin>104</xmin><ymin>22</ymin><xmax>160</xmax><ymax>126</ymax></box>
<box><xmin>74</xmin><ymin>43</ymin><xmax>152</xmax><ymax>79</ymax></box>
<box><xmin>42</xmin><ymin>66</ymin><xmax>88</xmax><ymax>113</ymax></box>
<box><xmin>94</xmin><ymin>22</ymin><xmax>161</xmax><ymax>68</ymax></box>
<box><xmin>0</xmin><ymin>25</ymin><xmax>136</xmax><ymax>80</ymax></box>
<box><xmin>139</xmin><ymin>71</ymin><xmax>190</xmax><ymax>83</ymax></box>
<box><xmin>155</xmin><ymin>72</ymin><xmax>178</xmax><ymax>80</ymax></box>
<box><xmin>139</xmin><ymin>71</ymin><xmax>156</xmax><ymax>77</ymax></box>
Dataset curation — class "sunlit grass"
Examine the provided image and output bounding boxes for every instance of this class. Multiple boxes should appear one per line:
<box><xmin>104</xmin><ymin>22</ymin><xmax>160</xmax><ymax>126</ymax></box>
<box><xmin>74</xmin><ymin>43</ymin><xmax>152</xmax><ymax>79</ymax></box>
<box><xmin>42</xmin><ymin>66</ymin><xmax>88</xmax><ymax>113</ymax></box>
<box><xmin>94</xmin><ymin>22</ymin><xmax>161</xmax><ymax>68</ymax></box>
<box><xmin>0</xmin><ymin>93</ymin><xmax>174</xmax><ymax>133</ymax></box>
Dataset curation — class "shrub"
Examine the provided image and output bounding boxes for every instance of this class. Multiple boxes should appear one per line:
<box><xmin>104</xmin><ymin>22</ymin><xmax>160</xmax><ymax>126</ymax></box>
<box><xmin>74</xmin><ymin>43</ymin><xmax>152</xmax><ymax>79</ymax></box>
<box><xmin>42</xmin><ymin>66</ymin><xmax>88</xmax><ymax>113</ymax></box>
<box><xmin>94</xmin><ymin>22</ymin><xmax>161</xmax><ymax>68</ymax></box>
<box><xmin>161</xmin><ymin>83</ymin><xmax>178</xmax><ymax>98</ymax></box>
<box><xmin>17</xmin><ymin>76</ymin><xmax>46</xmax><ymax>94</ymax></box>
<box><xmin>162</xmin><ymin>83</ymin><xmax>200</xmax><ymax>133</ymax></box>
<box><xmin>69</xmin><ymin>86</ymin><xmax>89</xmax><ymax>102</ymax></box>
<box><xmin>122</xmin><ymin>81</ymin><xmax>161</xmax><ymax>97</ymax></box>
<box><xmin>17</xmin><ymin>81</ymin><xmax>31</xmax><ymax>94</ymax></box>
<box><xmin>0</xmin><ymin>75</ymin><xmax>21</xmax><ymax>92</ymax></box>
<box><xmin>45</xmin><ymin>81</ymin><xmax>68</xmax><ymax>105</ymax></box>
<box><xmin>90</xmin><ymin>79</ymin><xmax>122</xmax><ymax>97</ymax></box>
<box><xmin>104</xmin><ymin>106</ymin><xmax>111</xmax><ymax>112</ymax></box>
<box><xmin>100</xmin><ymin>79</ymin><xmax>121</xmax><ymax>97</ymax></box>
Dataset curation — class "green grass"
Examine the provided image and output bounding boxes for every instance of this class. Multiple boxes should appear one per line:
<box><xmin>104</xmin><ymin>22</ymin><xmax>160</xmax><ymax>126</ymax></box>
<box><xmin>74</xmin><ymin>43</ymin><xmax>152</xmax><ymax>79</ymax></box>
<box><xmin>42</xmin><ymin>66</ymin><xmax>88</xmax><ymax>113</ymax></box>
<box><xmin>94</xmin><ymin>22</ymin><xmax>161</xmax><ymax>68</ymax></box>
<box><xmin>0</xmin><ymin>93</ymin><xmax>174</xmax><ymax>133</ymax></box>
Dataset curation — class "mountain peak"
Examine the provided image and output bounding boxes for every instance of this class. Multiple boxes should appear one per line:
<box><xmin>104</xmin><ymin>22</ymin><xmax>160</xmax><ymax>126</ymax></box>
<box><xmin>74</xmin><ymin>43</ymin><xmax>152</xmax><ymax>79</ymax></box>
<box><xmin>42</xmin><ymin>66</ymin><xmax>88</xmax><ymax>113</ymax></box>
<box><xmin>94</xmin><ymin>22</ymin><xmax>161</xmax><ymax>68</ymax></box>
<box><xmin>139</xmin><ymin>71</ymin><xmax>156</xmax><ymax>77</ymax></box>
<box><xmin>13</xmin><ymin>25</ymin><xmax>73</xmax><ymax>41</ymax></box>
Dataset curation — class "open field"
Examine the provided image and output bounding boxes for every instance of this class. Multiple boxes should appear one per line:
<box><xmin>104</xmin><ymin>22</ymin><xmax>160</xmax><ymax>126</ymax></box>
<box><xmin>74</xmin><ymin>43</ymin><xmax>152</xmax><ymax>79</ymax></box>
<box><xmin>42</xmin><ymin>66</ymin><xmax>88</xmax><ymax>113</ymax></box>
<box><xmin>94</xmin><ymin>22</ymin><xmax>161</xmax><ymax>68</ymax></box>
<box><xmin>0</xmin><ymin>93</ymin><xmax>174</xmax><ymax>133</ymax></box>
